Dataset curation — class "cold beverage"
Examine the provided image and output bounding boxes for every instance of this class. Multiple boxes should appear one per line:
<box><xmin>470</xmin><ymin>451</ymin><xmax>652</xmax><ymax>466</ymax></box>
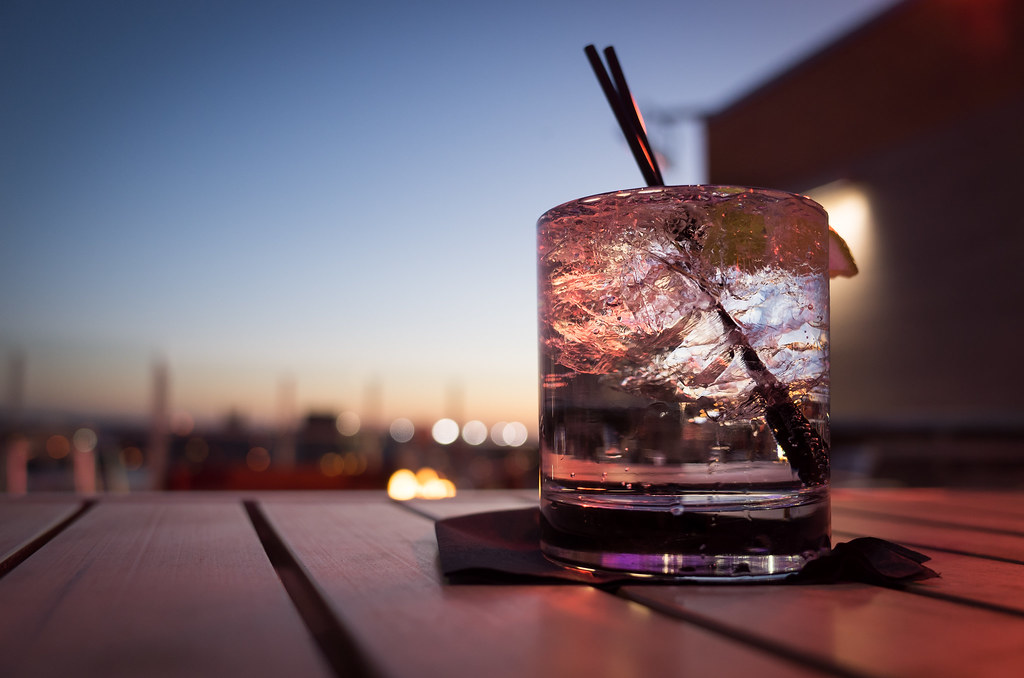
<box><xmin>538</xmin><ymin>186</ymin><xmax>831</xmax><ymax>579</ymax></box>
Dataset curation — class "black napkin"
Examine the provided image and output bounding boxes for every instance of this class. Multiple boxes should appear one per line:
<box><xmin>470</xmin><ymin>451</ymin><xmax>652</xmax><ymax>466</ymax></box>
<box><xmin>435</xmin><ymin>507</ymin><xmax>939</xmax><ymax>587</ymax></box>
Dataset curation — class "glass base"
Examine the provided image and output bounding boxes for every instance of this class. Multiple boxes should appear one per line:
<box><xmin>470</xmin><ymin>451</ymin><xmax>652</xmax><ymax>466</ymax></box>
<box><xmin>541</xmin><ymin>543</ymin><xmax>827</xmax><ymax>582</ymax></box>
<box><xmin>539</xmin><ymin>486</ymin><xmax>830</xmax><ymax>581</ymax></box>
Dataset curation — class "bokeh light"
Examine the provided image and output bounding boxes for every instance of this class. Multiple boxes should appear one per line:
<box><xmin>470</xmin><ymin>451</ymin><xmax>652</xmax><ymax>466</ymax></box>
<box><xmin>502</xmin><ymin>421</ymin><xmax>529</xmax><ymax>447</ymax></box>
<box><xmin>320</xmin><ymin>452</ymin><xmax>344</xmax><ymax>477</ymax></box>
<box><xmin>72</xmin><ymin>428</ymin><xmax>97</xmax><ymax>453</ymax></box>
<box><xmin>388</xmin><ymin>467</ymin><xmax>457</xmax><ymax>500</ymax></box>
<box><xmin>46</xmin><ymin>434</ymin><xmax>70</xmax><ymax>459</ymax></box>
<box><xmin>246</xmin><ymin>446</ymin><xmax>271</xmax><ymax>472</ymax></box>
<box><xmin>431</xmin><ymin>418</ymin><xmax>459</xmax><ymax>445</ymax></box>
<box><xmin>461</xmin><ymin>420</ymin><xmax>488</xmax><ymax>446</ymax></box>
<box><xmin>490</xmin><ymin>421</ymin><xmax>508</xmax><ymax>446</ymax></box>
<box><xmin>420</xmin><ymin>476</ymin><xmax>456</xmax><ymax>499</ymax></box>
<box><xmin>387</xmin><ymin>469</ymin><xmax>419</xmax><ymax>500</ymax></box>
<box><xmin>336</xmin><ymin>411</ymin><xmax>361</xmax><ymax>436</ymax></box>
<box><xmin>416</xmin><ymin>467</ymin><xmax>439</xmax><ymax>486</ymax></box>
<box><xmin>120</xmin><ymin>446</ymin><xmax>144</xmax><ymax>470</ymax></box>
<box><xmin>344</xmin><ymin>452</ymin><xmax>366</xmax><ymax>475</ymax></box>
<box><xmin>389</xmin><ymin>418</ymin><xmax>415</xmax><ymax>443</ymax></box>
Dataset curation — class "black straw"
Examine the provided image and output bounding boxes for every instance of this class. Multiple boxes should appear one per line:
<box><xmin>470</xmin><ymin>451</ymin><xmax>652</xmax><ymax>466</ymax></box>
<box><xmin>602</xmin><ymin>46</ymin><xmax>664</xmax><ymax>186</ymax></box>
<box><xmin>584</xmin><ymin>45</ymin><xmax>663</xmax><ymax>187</ymax></box>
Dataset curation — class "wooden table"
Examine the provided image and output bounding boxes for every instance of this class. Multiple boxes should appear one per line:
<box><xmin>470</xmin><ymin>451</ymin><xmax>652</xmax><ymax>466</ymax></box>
<box><xmin>1</xmin><ymin>488</ymin><xmax>1022</xmax><ymax>677</ymax></box>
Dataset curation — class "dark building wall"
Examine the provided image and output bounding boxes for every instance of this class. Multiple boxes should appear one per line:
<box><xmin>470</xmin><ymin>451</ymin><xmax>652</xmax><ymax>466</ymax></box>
<box><xmin>707</xmin><ymin>0</ymin><xmax>1024</xmax><ymax>426</ymax></box>
<box><xmin>828</xmin><ymin>92</ymin><xmax>1024</xmax><ymax>423</ymax></box>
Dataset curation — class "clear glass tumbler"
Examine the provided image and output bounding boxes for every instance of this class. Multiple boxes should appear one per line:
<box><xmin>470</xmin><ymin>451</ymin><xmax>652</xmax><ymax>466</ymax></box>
<box><xmin>537</xmin><ymin>186</ymin><xmax>831</xmax><ymax>580</ymax></box>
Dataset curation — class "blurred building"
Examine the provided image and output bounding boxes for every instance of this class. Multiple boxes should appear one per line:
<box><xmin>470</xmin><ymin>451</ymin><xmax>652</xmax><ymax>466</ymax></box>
<box><xmin>706</xmin><ymin>0</ymin><xmax>1024</xmax><ymax>484</ymax></box>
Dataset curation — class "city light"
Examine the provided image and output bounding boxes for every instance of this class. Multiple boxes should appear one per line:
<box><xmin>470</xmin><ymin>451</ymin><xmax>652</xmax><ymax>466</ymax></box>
<box><xmin>490</xmin><ymin>422</ymin><xmax>509</xmax><ymax>446</ymax></box>
<box><xmin>336</xmin><ymin>411</ymin><xmax>361</xmax><ymax>436</ymax></box>
<box><xmin>431</xmin><ymin>418</ymin><xmax>459</xmax><ymax>445</ymax></box>
<box><xmin>121</xmin><ymin>446</ymin><xmax>144</xmax><ymax>470</ymax></box>
<box><xmin>415</xmin><ymin>467</ymin><xmax>435</xmax><ymax>484</ymax></box>
<box><xmin>461</xmin><ymin>420</ymin><xmax>488</xmax><ymax>446</ymax></box>
<box><xmin>417</xmin><ymin>470</ymin><xmax>456</xmax><ymax>499</ymax></box>
<box><xmin>389</xmin><ymin>418</ymin><xmax>415</xmax><ymax>443</ymax></box>
<box><xmin>491</xmin><ymin>421</ymin><xmax>529</xmax><ymax>447</ymax></box>
<box><xmin>387</xmin><ymin>469</ymin><xmax>418</xmax><ymax>500</ymax></box>
<box><xmin>343</xmin><ymin>452</ymin><xmax>366</xmax><ymax>475</ymax></box>
<box><xmin>46</xmin><ymin>434</ymin><xmax>70</xmax><ymax>459</ymax></box>
<box><xmin>4</xmin><ymin>391</ymin><xmax>540</xmax><ymax>492</ymax></box>
<box><xmin>246</xmin><ymin>446</ymin><xmax>271</xmax><ymax>472</ymax></box>
<box><xmin>387</xmin><ymin>467</ymin><xmax>456</xmax><ymax>500</ymax></box>
<box><xmin>502</xmin><ymin>422</ymin><xmax>529</xmax><ymax>447</ymax></box>
<box><xmin>320</xmin><ymin>452</ymin><xmax>344</xmax><ymax>477</ymax></box>
<box><xmin>72</xmin><ymin>428</ymin><xmax>97</xmax><ymax>453</ymax></box>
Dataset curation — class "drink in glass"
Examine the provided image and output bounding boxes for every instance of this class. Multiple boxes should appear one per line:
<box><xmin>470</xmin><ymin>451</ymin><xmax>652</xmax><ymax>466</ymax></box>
<box><xmin>537</xmin><ymin>186</ymin><xmax>831</xmax><ymax>579</ymax></box>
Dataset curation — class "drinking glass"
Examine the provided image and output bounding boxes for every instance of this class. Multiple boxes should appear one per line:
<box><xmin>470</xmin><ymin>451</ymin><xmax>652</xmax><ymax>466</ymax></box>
<box><xmin>537</xmin><ymin>185</ymin><xmax>831</xmax><ymax>579</ymax></box>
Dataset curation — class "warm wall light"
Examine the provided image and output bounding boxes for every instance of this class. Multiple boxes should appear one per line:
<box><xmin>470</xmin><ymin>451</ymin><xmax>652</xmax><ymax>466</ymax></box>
<box><xmin>807</xmin><ymin>180</ymin><xmax>876</xmax><ymax>323</ymax></box>
<box><xmin>806</xmin><ymin>180</ymin><xmax>872</xmax><ymax>263</ymax></box>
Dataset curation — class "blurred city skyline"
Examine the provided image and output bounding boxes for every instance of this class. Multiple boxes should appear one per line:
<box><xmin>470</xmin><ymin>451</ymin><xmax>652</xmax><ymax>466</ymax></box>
<box><xmin>1</xmin><ymin>0</ymin><xmax>900</xmax><ymax>432</ymax></box>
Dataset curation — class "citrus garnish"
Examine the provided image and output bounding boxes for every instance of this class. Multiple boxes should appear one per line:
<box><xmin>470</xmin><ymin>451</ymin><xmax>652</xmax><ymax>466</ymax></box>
<box><xmin>829</xmin><ymin>227</ymin><xmax>858</xmax><ymax>278</ymax></box>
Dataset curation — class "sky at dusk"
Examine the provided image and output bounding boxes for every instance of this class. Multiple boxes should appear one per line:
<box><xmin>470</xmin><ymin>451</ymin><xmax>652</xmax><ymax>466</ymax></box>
<box><xmin>1</xmin><ymin>0</ymin><xmax>900</xmax><ymax>431</ymax></box>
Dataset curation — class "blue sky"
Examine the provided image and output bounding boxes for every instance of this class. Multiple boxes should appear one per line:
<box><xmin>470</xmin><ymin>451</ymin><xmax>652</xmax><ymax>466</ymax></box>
<box><xmin>1</xmin><ymin>0</ymin><xmax>899</xmax><ymax>429</ymax></box>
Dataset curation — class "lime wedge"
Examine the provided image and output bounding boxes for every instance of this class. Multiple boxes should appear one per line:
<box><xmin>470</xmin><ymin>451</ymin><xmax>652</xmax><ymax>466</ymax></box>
<box><xmin>829</xmin><ymin>227</ymin><xmax>858</xmax><ymax>278</ymax></box>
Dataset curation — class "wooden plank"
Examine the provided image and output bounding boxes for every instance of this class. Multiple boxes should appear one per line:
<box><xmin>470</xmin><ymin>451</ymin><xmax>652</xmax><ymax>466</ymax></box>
<box><xmin>0</xmin><ymin>500</ymin><xmax>83</xmax><ymax>571</ymax></box>
<box><xmin>833</xmin><ymin>488</ymin><xmax>1024</xmax><ymax>533</ymax></box>
<box><xmin>832</xmin><ymin>511</ymin><xmax>1024</xmax><ymax>562</ymax></box>
<box><xmin>621</xmin><ymin>582</ymin><xmax>1024</xmax><ymax>678</ymax></box>
<box><xmin>832</xmin><ymin>528</ymin><xmax>1024</xmax><ymax>614</ymax></box>
<box><xmin>91</xmin><ymin>489</ymin><xmax>389</xmax><ymax>503</ymax></box>
<box><xmin>0</xmin><ymin>501</ymin><xmax>330</xmax><ymax>678</ymax></box>
<box><xmin>262</xmin><ymin>500</ymin><xmax>828</xmax><ymax>678</ymax></box>
<box><xmin>834</xmin><ymin>488</ymin><xmax>1024</xmax><ymax>517</ymax></box>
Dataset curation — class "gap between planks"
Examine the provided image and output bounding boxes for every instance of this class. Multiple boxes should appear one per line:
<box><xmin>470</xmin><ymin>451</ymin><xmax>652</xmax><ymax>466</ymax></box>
<box><xmin>0</xmin><ymin>500</ymin><xmax>95</xmax><ymax>579</ymax></box>
<box><xmin>243</xmin><ymin>500</ymin><xmax>382</xmax><ymax>678</ymax></box>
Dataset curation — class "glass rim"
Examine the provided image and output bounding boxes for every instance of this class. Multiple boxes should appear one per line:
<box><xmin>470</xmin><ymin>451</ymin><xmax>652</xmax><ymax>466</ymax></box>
<box><xmin>539</xmin><ymin>184</ymin><xmax>827</xmax><ymax>221</ymax></box>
